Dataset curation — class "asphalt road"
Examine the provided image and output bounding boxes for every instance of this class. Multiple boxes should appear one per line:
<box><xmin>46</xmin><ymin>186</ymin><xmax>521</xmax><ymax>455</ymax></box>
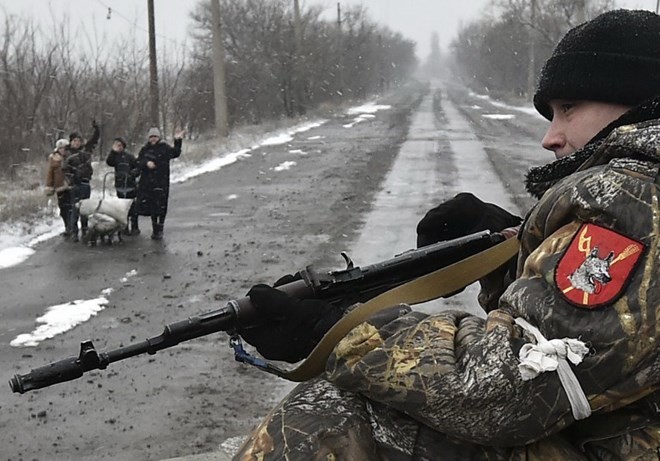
<box><xmin>0</xmin><ymin>80</ymin><xmax>551</xmax><ymax>460</ymax></box>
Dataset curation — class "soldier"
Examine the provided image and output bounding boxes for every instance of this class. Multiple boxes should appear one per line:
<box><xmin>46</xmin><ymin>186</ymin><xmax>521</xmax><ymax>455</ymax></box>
<box><xmin>235</xmin><ymin>9</ymin><xmax>660</xmax><ymax>460</ymax></box>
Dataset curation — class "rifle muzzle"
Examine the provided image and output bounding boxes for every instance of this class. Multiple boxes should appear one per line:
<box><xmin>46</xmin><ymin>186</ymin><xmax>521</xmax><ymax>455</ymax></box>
<box><xmin>10</xmin><ymin>356</ymin><xmax>83</xmax><ymax>394</ymax></box>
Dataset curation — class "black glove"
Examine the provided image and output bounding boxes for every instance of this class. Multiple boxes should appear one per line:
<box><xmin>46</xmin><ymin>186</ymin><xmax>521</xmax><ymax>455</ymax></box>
<box><xmin>416</xmin><ymin>192</ymin><xmax>522</xmax><ymax>248</ymax></box>
<box><xmin>238</xmin><ymin>283</ymin><xmax>344</xmax><ymax>363</ymax></box>
<box><xmin>91</xmin><ymin>119</ymin><xmax>98</xmax><ymax>129</ymax></box>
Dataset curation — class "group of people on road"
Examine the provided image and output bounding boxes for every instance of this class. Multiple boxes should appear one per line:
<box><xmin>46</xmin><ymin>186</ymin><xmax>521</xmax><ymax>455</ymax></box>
<box><xmin>45</xmin><ymin>126</ymin><xmax>185</xmax><ymax>242</ymax></box>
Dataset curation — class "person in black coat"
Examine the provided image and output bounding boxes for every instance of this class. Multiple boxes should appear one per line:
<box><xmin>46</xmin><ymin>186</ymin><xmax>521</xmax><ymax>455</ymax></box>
<box><xmin>136</xmin><ymin>127</ymin><xmax>185</xmax><ymax>240</ymax></box>
<box><xmin>106</xmin><ymin>137</ymin><xmax>140</xmax><ymax>235</ymax></box>
<box><xmin>64</xmin><ymin>120</ymin><xmax>100</xmax><ymax>242</ymax></box>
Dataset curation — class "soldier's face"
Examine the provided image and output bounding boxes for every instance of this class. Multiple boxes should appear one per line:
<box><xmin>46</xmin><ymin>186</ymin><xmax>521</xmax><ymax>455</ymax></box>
<box><xmin>148</xmin><ymin>135</ymin><xmax>159</xmax><ymax>145</ymax></box>
<box><xmin>112</xmin><ymin>141</ymin><xmax>124</xmax><ymax>152</ymax></box>
<box><xmin>541</xmin><ymin>100</ymin><xmax>631</xmax><ymax>159</ymax></box>
<box><xmin>70</xmin><ymin>138</ymin><xmax>82</xmax><ymax>149</ymax></box>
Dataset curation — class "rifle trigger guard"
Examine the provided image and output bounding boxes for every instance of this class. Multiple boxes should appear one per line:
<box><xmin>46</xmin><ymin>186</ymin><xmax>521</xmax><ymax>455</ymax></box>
<box><xmin>340</xmin><ymin>251</ymin><xmax>354</xmax><ymax>269</ymax></box>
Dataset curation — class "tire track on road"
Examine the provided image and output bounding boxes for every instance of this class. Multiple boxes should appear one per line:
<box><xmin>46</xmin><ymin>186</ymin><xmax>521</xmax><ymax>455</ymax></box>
<box><xmin>349</xmin><ymin>83</ymin><xmax>525</xmax><ymax>317</ymax></box>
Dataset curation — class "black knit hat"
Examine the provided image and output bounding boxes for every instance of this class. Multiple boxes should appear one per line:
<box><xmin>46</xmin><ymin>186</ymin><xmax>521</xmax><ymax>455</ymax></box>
<box><xmin>113</xmin><ymin>136</ymin><xmax>127</xmax><ymax>148</ymax></box>
<box><xmin>69</xmin><ymin>131</ymin><xmax>82</xmax><ymax>142</ymax></box>
<box><xmin>534</xmin><ymin>9</ymin><xmax>660</xmax><ymax>121</ymax></box>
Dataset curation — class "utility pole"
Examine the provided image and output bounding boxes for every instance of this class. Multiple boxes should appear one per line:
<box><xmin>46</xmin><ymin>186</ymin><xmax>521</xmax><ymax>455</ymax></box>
<box><xmin>336</xmin><ymin>2</ymin><xmax>343</xmax><ymax>98</ymax></box>
<box><xmin>210</xmin><ymin>0</ymin><xmax>229</xmax><ymax>137</ymax></box>
<box><xmin>147</xmin><ymin>0</ymin><xmax>160</xmax><ymax>128</ymax></box>
<box><xmin>575</xmin><ymin>0</ymin><xmax>586</xmax><ymax>24</ymax></box>
<box><xmin>293</xmin><ymin>0</ymin><xmax>306</xmax><ymax>115</ymax></box>
<box><xmin>377</xmin><ymin>33</ymin><xmax>384</xmax><ymax>92</ymax></box>
<box><xmin>526</xmin><ymin>0</ymin><xmax>536</xmax><ymax>100</ymax></box>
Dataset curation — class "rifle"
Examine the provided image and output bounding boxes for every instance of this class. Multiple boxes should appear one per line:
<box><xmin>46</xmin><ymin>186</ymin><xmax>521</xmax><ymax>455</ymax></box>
<box><xmin>10</xmin><ymin>230</ymin><xmax>504</xmax><ymax>394</ymax></box>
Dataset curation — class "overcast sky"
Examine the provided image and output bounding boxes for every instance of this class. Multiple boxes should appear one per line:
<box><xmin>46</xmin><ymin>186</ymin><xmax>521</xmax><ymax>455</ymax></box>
<box><xmin>307</xmin><ymin>0</ymin><xmax>493</xmax><ymax>56</ymax></box>
<box><xmin>0</xmin><ymin>0</ymin><xmax>656</xmax><ymax>60</ymax></box>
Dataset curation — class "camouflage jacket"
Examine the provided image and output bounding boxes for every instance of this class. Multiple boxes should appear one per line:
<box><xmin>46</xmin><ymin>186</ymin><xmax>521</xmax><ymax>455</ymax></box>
<box><xmin>325</xmin><ymin>120</ymin><xmax>660</xmax><ymax>455</ymax></box>
<box><xmin>236</xmin><ymin>120</ymin><xmax>659</xmax><ymax>460</ymax></box>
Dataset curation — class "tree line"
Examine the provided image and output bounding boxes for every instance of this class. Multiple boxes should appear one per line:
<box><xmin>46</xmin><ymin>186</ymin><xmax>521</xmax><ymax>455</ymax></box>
<box><xmin>0</xmin><ymin>0</ymin><xmax>417</xmax><ymax>176</ymax></box>
<box><xmin>182</xmin><ymin>0</ymin><xmax>416</xmax><ymax>132</ymax></box>
<box><xmin>448</xmin><ymin>0</ymin><xmax>617</xmax><ymax>99</ymax></box>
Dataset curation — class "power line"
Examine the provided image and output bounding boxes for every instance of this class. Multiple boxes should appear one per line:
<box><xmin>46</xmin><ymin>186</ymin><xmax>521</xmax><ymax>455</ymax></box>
<box><xmin>93</xmin><ymin>0</ymin><xmax>188</xmax><ymax>48</ymax></box>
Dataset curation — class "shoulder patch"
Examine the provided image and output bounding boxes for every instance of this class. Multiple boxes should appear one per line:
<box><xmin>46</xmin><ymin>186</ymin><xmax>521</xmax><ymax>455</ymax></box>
<box><xmin>555</xmin><ymin>224</ymin><xmax>645</xmax><ymax>309</ymax></box>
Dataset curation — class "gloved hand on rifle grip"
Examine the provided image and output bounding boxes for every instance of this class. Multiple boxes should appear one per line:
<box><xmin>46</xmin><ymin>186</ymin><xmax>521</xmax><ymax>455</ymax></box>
<box><xmin>416</xmin><ymin>192</ymin><xmax>522</xmax><ymax>248</ymax></box>
<box><xmin>238</xmin><ymin>284</ymin><xmax>345</xmax><ymax>363</ymax></box>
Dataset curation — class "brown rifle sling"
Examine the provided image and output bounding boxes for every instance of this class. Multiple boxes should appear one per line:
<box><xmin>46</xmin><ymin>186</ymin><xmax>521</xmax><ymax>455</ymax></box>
<box><xmin>280</xmin><ymin>236</ymin><xmax>520</xmax><ymax>382</ymax></box>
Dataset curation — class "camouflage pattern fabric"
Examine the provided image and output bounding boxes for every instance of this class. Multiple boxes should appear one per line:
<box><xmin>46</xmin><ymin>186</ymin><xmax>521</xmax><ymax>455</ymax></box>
<box><xmin>234</xmin><ymin>120</ymin><xmax>660</xmax><ymax>460</ymax></box>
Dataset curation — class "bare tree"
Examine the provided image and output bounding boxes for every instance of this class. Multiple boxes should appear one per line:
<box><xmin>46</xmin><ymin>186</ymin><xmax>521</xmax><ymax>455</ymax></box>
<box><xmin>450</xmin><ymin>0</ymin><xmax>614</xmax><ymax>99</ymax></box>
<box><xmin>0</xmin><ymin>10</ymin><xmax>187</xmax><ymax>174</ymax></box>
<box><xmin>185</xmin><ymin>0</ymin><xmax>416</xmax><ymax>127</ymax></box>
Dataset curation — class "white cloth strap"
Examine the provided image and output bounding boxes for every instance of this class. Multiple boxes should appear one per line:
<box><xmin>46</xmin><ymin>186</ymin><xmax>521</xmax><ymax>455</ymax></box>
<box><xmin>515</xmin><ymin>317</ymin><xmax>592</xmax><ymax>420</ymax></box>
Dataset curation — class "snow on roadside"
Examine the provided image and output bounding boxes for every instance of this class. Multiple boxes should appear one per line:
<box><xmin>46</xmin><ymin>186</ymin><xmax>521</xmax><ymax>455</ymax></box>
<box><xmin>11</xmin><ymin>291</ymin><xmax>113</xmax><ymax>347</ymax></box>
<box><xmin>469</xmin><ymin>91</ymin><xmax>541</xmax><ymax>117</ymax></box>
<box><xmin>11</xmin><ymin>270</ymin><xmax>138</xmax><ymax>347</ymax></box>
<box><xmin>343</xmin><ymin>102</ymin><xmax>391</xmax><ymax>128</ymax></box>
<box><xmin>0</xmin><ymin>212</ymin><xmax>62</xmax><ymax>269</ymax></box>
<box><xmin>170</xmin><ymin>119</ymin><xmax>327</xmax><ymax>184</ymax></box>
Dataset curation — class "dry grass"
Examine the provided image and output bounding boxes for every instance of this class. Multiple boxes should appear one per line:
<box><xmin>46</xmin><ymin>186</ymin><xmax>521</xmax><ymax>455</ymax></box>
<box><xmin>3</xmin><ymin>157</ymin><xmax>53</xmax><ymax>217</ymax></box>
<box><xmin>0</xmin><ymin>178</ymin><xmax>52</xmax><ymax>225</ymax></box>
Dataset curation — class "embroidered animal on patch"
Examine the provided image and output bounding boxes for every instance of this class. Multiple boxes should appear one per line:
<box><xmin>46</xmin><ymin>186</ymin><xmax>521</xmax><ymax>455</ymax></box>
<box><xmin>555</xmin><ymin>224</ymin><xmax>644</xmax><ymax>308</ymax></box>
<box><xmin>567</xmin><ymin>247</ymin><xmax>614</xmax><ymax>294</ymax></box>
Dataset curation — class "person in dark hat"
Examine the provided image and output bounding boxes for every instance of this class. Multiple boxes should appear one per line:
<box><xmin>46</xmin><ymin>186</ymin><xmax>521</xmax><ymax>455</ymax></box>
<box><xmin>106</xmin><ymin>136</ymin><xmax>140</xmax><ymax>236</ymax></box>
<box><xmin>64</xmin><ymin>120</ymin><xmax>100</xmax><ymax>242</ymax></box>
<box><xmin>136</xmin><ymin>127</ymin><xmax>186</xmax><ymax>240</ymax></box>
<box><xmin>233</xmin><ymin>9</ymin><xmax>660</xmax><ymax>459</ymax></box>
